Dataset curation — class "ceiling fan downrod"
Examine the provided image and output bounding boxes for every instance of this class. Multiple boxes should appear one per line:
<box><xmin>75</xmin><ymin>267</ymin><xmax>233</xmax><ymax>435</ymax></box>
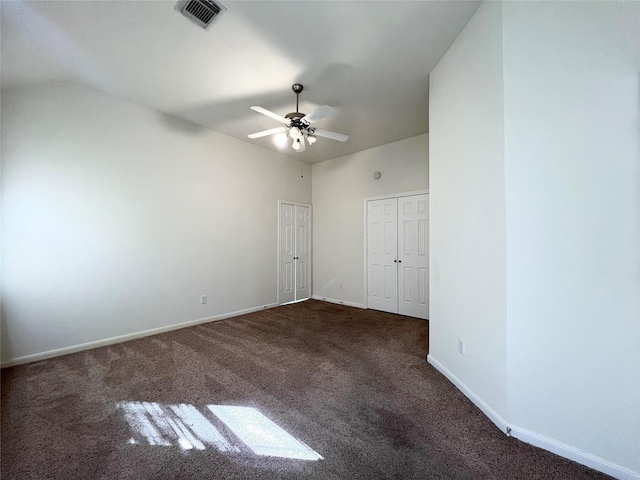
<box><xmin>292</xmin><ymin>83</ymin><xmax>303</xmax><ymax>114</ymax></box>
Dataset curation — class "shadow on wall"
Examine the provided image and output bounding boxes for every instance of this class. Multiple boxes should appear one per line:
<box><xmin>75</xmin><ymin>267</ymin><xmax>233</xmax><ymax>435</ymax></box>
<box><xmin>158</xmin><ymin>63</ymin><xmax>356</xmax><ymax>139</ymax></box>
<box><xmin>156</xmin><ymin>111</ymin><xmax>209</xmax><ymax>135</ymax></box>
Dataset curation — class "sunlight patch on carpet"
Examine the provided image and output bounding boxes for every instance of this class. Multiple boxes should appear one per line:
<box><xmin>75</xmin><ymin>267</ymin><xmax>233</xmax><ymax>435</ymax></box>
<box><xmin>116</xmin><ymin>401</ymin><xmax>322</xmax><ymax>461</ymax></box>
<box><xmin>208</xmin><ymin>405</ymin><xmax>323</xmax><ymax>460</ymax></box>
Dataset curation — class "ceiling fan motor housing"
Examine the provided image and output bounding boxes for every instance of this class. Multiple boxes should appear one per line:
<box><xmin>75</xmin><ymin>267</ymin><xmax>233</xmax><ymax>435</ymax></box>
<box><xmin>285</xmin><ymin>113</ymin><xmax>315</xmax><ymax>136</ymax></box>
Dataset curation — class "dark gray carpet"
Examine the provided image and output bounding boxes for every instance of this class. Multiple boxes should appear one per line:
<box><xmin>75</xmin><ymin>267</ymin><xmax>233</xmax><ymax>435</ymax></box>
<box><xmin>1</xmin><ymin>300</ymin><xmax>610</xmax><ymax>479</ymax></box>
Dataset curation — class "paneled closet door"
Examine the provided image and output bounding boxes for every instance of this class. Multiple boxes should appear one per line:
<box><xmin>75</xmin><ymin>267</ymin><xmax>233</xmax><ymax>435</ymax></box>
<box><xmin>279</xmin><ymin>203</ymin><xmax>296</xmax><ymax>305</ymax></box>
<box><xmin>366</xmin><ymin>193</ymin><xmax>429</xmax><ymax>319</ymax></box>
<box><xmin>279</xmin><ymin>202</ymin><xmax>311</xmax><ymax>305</ymax></box>
<box><xmin>397</xmin><ymin>194</ymin><xmax>429</xmax><ymax>319</ymax></box>
<box><xmin>367</xmin><ymin>198</ymin><xmax>398</xmax><ymax>314</ymax></box>
<box><xmin>295</xmin><ymin>205</ymin><xmax>311</xmax><ymax>301</ymax></box>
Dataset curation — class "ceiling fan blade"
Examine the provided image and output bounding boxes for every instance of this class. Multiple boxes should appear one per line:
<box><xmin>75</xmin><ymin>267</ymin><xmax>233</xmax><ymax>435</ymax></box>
<box><xmin>247</xmin><ymin>126</ymin><xmax>287</xmax><ymax>139</ymax></box>
<box><xmin>301</xmin><ymin>105</ymin><xmax>334</xmax><ymax>125</ymax></box>
<box><xmin>250</xmin><ymin>106</ymin><xmax>289</xmax><ymax>124</ymax></box>
<box><xmin>314</xmin><ymin>128</ymin><xmax>349</xmax><ymax>142</ymax></box>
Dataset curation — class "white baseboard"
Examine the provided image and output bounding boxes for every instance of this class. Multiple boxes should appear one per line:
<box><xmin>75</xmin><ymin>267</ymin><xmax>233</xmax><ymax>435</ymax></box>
<box><xmin>311</xmin><ymin>295</ymin><xmax>366</xmax><ymax>309</ymax></box>
<box><xmin>427</xmin><ymin>354</ymin><xmax>640</xmax><ymax>480</ymax></box>
<box><xmin>509</xmin><ymin>426</ymin><xmax>640</xmax><ymax>480</ymax></box>
<box><xmin>427</xmin><ymin>354</ymin><xmax>509</xmax><ymax>433</ymax></box>
<box><xmin>1</xmin><ymin>303</ymin><xmax>279</xmax><ymax>368</ymax></box>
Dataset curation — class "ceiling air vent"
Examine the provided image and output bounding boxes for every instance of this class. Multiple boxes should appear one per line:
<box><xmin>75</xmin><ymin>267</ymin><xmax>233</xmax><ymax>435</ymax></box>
<box><xmin>177</xmin><ymin>0</ymin><xmax>226</xmax><ymax>30</ymax></box>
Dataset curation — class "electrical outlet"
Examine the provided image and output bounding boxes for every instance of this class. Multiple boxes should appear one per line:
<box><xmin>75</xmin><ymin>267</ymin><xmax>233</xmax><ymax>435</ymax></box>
<box><xmin>200</xmin><ymin>295</ymin><xmax>207</xmax><ymax>304</ymax></box>
<box><xmin>457</xmin><ymin>338</ymin><xmax>465</xmax><ymax>355</ymax></box>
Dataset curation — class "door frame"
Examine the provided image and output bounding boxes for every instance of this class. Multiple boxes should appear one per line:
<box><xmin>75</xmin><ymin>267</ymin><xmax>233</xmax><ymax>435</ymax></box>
<box><xmin>277</xmin><ymin>200</ymin><xmax>312</xmax><ymax>305</ymax></box>
<box><xmin>363</xmin><ymin>190</ymin><xmax>428</xmax><ymax>311</ymax></box>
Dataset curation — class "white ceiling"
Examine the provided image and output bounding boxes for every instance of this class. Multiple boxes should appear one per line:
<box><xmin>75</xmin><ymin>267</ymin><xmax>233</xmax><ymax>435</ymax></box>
<box><xmin>1</xmin><ymin>0</ymin><xmax>481</xmax><ymax>163</ymax></box>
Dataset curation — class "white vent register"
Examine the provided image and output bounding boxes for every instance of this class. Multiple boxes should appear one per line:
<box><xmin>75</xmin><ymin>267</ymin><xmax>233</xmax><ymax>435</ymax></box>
<box><xmin>177</xmin><ymin>0</ymin><xmax>226</xmax><ymax>29</ymax></box>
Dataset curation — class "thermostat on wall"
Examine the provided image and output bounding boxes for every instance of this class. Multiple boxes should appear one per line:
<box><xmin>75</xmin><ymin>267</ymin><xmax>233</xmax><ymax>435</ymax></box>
<box><xmin>373</xmin><ymin>172</ymin><xmax>381</xmax><ymax>180</ymax></box>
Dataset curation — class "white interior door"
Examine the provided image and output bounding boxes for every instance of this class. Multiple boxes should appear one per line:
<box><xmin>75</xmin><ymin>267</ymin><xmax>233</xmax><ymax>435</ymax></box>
<box><xmin>279</xmin><ymin>203</ymin><xmax>295</xmax><ymax>304</ymax></box>
<box><xmin>279</xmin><ymin>202</ymin><xmax>311</xmax><ymax>305</ymax></box>
<box><xmin>295</xmin><ymin>205</ymin><xmax>311</xmax><ymax>301</ymax></box>
<box><xmin>367</xmin><ymin>198</ymin><xmax>398</xmax><ymax>314</ymax></box>
<box><xmin>397</xmin><ymin>194</ymin><xmax>429</xmax><ymax>319</ymax></box>
<box><xmin>366</xmin><ymin>193</ymin><xmax>429</xmax><ymax>319</ymax></box>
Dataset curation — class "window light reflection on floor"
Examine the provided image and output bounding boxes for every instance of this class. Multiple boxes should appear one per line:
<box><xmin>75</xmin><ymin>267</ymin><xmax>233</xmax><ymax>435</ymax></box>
<box><xmin>208</xmin><ymin>405</ymin><xmax>323</xmax><ymax>460</ymax></box>
<box><xmin>116</xmin><ymin>401</ymin><xmax>323</xmax><ymax>461</ymax></box>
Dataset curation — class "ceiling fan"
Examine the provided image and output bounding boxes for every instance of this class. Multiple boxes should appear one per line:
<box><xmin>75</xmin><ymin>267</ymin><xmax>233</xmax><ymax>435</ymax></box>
<box><xmin>248</xmin><ymin>84</ymin><xmax>349</xmax><ymax>152</ymax></box>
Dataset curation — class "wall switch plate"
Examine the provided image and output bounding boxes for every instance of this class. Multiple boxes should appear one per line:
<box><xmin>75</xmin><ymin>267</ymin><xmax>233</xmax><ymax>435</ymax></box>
<box><xmin>457</xmin><ymin>338</ymin><xmax>465</xmax><ymax>355</ymax></box>
<box><xmin>200</xmin><ymin>295</ymin><xmax>207</xmax><ymax>304</ymax></box>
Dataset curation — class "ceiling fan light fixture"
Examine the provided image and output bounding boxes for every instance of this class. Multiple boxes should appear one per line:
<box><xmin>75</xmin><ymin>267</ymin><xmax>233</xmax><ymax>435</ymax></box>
<box><xmin>274</xmin><ymin>132</ymin><xmax>289</xmax><ymax>148</ymax></box>
<box><xmin>290</xmin><ymin>127</ymin><xmax>301</xmax><ymax>139</ymax></box>
<box><xmin>248</xmin><ymin>83</ymin><xmax>348</xmax><ymax>153</ymax></box>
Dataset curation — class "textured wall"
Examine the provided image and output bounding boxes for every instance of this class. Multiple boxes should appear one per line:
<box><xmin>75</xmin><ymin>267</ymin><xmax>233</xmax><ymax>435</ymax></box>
<box><xmin>1</xmin><ymin>82</ymin><xmax>311</xmax><ymax>363</ymax></box>
<box><xmin>311</xmin><ymin>134</ymin><xmax>428</xmax><ymax>307</ymax></box>
<box><xmin>503</xmin><ymin>1</ymin><xmax>640</xmax><ymax>473</ymax></box>
<box><xmin>428</xmin><ymin>0</ymin><xmax>508</xmax><ymax>420</ymax></box>
<box><xmin>429</xmin><ymin>1</ymin><xmax>640</xmax><ymax>476</ymax></box>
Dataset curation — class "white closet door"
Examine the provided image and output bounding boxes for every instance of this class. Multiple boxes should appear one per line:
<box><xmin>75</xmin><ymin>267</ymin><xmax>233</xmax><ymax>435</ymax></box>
<box><xmin>367</xmin><ymin>198</ymin><xmax>398</xmax><ymax>314</ymax></box>
<box><xmin>279</xmin><ymin>203</ymin><xmax>296</xmax><ymax>304</ymax></box>
<box><xmin>295</xmin><ymin>205</ymin><xmax>311</xmax><ymax>301</ymax></box>
<box><xmin>397</xmin><ymin>194</ymin><xmax>429</xmax><ymax>319</ymax></box>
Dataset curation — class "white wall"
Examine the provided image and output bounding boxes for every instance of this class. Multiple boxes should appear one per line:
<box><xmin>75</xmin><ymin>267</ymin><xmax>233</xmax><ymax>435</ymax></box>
<box><xmin>503</xmin><ymin>1</ymin><xmax>640</xmax><ymax>474</ymax></box>
<box><xmin>429</xmin><ymin>1</ymin><xmax>640</xmax><ymax>478</ymax></box>
<box><xmin>311</xmin><ymin>134</ymin><xmax>428</xmax><ymax>307</ymax></box>
<box><xmin>428</xmin><ymin>1</ymin><xmax>507</xmax><ymax>421</ymax></box>
<box><xmin>1</xmin><ymin>82</ymin><xmax>311</xmax><ymax>365</ymax></box>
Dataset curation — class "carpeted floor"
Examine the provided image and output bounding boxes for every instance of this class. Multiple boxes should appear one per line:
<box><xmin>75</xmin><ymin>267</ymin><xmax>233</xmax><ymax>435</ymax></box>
<box><xmin>1</xmin><ymin>300</ymin><xmax>610</xmax><ymax>479</ymax></box>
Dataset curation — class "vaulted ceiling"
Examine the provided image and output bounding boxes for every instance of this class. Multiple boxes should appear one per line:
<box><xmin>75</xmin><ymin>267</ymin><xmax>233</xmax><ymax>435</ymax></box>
<box><xmin>1</xmin><ymin>1</ymin><xmax>481</xmax><ymax>163</ymax></box>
